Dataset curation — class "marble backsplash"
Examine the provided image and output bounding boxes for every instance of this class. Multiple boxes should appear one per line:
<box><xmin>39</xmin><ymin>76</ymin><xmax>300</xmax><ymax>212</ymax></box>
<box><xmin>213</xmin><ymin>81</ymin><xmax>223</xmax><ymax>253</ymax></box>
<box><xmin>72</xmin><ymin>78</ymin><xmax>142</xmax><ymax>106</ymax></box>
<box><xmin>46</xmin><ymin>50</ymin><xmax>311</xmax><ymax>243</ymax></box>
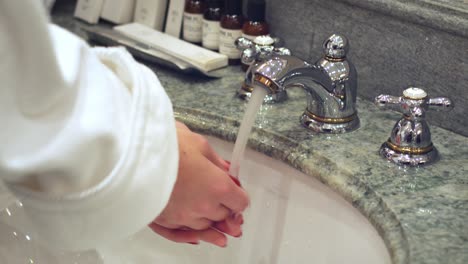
<box><xmin>264</xmin><ymin>0</ymin><xmax>468</xmax><ymax>136</ymax></box>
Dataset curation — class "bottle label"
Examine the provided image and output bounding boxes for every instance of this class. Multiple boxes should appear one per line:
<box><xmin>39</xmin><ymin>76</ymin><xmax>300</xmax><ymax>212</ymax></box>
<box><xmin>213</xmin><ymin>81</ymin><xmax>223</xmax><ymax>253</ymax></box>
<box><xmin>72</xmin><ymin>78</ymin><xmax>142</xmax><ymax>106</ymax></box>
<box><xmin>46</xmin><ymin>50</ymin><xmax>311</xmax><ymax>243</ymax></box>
<box><xmin>219</xmin><ymin>28</ymin><xmax>243</xmax><ymax>59</ymax></box>
<box><xmin>202</xmin><ymin>20</ymin><xmax>220</xmax><ymax>50</ymax></box>
<box><xmin>183</xmin><ymin>12</ymin><xmax>203</xmax><ymax>42</ymax></box>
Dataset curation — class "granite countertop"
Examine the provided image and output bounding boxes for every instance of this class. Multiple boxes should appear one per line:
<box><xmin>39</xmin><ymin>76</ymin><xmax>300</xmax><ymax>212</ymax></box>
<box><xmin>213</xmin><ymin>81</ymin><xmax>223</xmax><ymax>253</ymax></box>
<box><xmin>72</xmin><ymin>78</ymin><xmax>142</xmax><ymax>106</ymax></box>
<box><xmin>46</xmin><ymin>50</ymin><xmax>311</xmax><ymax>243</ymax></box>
<box><xmin>152</xmin><ymin>66</ymin><xmax>468</xmax><ymax>264</ymax></box>
<box><xmin>51</xmin><ymin>8</ymin><xmax>468</xmax><ymax>264</ymax></box>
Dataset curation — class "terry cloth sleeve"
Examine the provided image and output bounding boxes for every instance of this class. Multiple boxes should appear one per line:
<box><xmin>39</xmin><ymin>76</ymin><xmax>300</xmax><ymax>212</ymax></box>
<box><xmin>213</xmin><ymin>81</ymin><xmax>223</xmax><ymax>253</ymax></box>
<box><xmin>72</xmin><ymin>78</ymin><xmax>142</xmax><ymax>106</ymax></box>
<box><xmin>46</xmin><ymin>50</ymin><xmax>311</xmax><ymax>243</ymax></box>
<box><xmin>0</xmin><ymin>0</ymin><xmax>178</xmax><ymax>251</ymax></box>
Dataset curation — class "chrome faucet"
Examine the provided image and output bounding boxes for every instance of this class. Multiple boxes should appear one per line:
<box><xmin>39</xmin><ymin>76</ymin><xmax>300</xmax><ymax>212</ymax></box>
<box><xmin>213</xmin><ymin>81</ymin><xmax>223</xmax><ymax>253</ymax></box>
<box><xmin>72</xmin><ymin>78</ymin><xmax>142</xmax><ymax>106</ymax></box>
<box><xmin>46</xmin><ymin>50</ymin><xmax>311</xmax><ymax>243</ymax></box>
<box><xmin>235</xmin><ymin>35</ymin><xmax>291</xmax><ymax>102</ymax></box>
<box><xmin>249</xmin><ymin>34</ymin><xmax>360</xmax><ymax>133</ymax></box>
<box><xmin>375</xmin><ymin>87</ymin><xmax>453</xmax><ymax>166</ymax></box>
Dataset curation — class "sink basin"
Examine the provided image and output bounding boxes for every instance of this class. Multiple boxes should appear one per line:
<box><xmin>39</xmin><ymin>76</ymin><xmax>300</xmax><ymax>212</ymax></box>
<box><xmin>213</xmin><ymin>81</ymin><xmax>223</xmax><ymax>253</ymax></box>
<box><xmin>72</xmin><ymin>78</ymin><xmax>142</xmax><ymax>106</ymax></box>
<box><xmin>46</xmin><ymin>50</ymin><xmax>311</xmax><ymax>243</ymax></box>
<box><xmin>0</xmin><ymin>136</ymin><xmax>392</xmax><ymax>264</ymax></box>
<box><xmin>99</xmin><ymin>136</ymin><xmax>392</xmax><ymax>264</ymax></box>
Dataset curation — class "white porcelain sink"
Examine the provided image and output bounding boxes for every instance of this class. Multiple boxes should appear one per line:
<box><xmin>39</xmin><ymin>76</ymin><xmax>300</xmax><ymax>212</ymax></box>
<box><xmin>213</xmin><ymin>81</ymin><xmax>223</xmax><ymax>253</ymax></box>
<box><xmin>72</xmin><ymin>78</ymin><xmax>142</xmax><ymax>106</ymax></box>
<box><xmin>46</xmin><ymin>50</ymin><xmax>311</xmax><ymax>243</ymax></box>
<box><xmin>0</xmin><ymin>136</ymin><xmax>392</xmax><ymax>264</ymax></box>
<box><xmin>99</xmin><ymin>136</ymin><xmax>392</xmax><ymax>264</ymax></box>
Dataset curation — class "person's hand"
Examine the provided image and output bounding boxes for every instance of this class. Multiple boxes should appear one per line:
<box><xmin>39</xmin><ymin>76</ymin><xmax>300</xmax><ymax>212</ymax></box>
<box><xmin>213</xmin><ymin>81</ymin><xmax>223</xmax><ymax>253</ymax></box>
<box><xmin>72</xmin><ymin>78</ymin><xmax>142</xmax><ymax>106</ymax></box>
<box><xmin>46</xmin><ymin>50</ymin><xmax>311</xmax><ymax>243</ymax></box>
<box><xmin>149</xmin><ymin>121</ymin><xmax>249</xmax><ymax>247</ymax></box>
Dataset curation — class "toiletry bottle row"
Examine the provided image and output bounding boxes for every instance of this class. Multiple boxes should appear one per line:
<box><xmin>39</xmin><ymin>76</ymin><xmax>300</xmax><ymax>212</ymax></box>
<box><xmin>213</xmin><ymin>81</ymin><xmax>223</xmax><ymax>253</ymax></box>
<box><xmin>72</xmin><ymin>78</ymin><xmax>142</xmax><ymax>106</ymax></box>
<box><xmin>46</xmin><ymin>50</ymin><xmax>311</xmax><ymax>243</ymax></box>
<box><xmin>241</xmin><ymin>0</ymin><xmax>269</xmax><ymax>70</ymax></box>
<box><xmin>242</xmin><ymin>0</ymin><xmax>269</xmax><ymax>40</ymax></box>
<box><xmin>219</xmin><ymin>0</ymin><xmax>244</xmax><ymax>65</ymax></box>
<box><xmin>202</xmin><ymin>0</ymin><xmax>223</xmax><ymax>50</ymax></box>
<box><xmin>183</xmin><ymin>0</ymin><xmax>205</xmax><ymax>44</ymax></box>
<box><xmin>183</xmin><ymin>0</ymin><xmax>269</xmax><ymax>65</ymax></box>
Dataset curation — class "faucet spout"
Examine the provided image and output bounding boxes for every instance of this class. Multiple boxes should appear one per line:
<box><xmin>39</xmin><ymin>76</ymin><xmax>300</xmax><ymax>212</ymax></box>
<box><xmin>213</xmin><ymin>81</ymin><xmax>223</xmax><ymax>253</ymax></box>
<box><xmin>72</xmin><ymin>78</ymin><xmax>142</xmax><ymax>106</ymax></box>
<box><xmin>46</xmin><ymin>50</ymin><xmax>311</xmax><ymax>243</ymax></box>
<box><xmin>250</xmin><ymin>34</ymin><xmax>360</xmax><ymax>134</ymax></box>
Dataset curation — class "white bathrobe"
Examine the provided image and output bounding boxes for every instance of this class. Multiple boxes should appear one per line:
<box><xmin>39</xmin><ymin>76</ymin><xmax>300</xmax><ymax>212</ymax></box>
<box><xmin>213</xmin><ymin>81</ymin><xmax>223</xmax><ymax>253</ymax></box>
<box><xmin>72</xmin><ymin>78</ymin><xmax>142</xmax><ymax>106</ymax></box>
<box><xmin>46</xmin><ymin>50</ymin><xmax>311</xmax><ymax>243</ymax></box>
<box><xmin>0</xmin><ymin>0</ymin><xmax>178</xmax><ymax>251</ymax></box>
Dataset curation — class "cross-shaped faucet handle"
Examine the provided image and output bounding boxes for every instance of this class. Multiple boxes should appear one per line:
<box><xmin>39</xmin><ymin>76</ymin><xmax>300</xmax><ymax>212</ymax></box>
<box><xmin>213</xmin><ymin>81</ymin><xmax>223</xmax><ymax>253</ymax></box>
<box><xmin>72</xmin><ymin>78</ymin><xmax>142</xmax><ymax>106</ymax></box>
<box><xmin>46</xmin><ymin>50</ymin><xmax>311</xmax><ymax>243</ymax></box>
<box><xmin>374</xmin><ymin>87</ymin><xmax>453</xmax><ymax>166</ymax></box>
<box><xmin>375</xmin><ymin>87</ymin><xmax>453</xmax><ymax>118</ymax></box>
<box><xmin>235</xmin><ymin>35</ymin><xmax>291</xmax><ymax>66</ymax></box>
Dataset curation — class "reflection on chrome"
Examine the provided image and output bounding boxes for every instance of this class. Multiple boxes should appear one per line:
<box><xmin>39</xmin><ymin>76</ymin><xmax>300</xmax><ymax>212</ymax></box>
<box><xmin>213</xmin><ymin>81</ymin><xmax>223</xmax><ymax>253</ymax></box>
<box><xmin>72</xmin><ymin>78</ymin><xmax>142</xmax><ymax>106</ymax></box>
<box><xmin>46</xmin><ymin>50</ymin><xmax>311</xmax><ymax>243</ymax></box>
<box><xmin>249</xmin><ymin>34</ymin><xmax>360</xmax><ymax>134</ymax></box>
<box><xmin>235</xmin><ymin>35</ymin><xmax>291</xmax><ymax>103</ymax></box>
<box><xmin>375</xmin><ymin>87</ymin><xmax>453</xmax><ymax>166</ymax></box>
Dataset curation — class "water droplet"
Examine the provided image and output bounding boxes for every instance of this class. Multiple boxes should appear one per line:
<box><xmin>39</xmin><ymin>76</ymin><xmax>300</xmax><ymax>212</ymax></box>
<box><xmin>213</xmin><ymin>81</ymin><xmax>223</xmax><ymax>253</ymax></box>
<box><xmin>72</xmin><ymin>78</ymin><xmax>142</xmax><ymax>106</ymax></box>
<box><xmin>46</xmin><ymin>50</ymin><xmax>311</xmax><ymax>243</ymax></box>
<box><xmin>416</xmin><ymin>208</ymin><xmax>433</xmax><ymax>215</ymax></box>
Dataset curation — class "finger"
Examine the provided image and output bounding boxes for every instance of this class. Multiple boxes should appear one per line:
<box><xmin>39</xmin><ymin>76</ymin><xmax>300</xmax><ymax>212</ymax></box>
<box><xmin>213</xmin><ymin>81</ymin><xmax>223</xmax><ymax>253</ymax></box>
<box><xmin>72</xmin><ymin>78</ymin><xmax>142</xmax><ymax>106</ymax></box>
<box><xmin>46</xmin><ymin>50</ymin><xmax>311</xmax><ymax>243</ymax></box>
<box><xmin>212</xmin><ymin>214</ymin><xmax>243</xmax><ymax>238</ymax></box>
<box><xmin>229</xmin><ymin>174</ymin><xmax>241</xmax><ymax>187</ymax></box>
<box><xmin>200</xmin><ymin>228</ymin><xmax>228</xmax><ymax>247</ymax></box>
<box><xmin>221</xmin><ymin>183</ymin><xmax>250</xmax><ymax>213</ymax></box>
<box><xmin>150</xmin><ymin>222</ymin><xmax>228</xmax><ymax>247</ymax></box>
<box><xmin>196</xmin><ymin>134</ymin><xmax>229</xmax><ymax>171</ymax></box>
<box><xmin>195</xmin><ymin>153</ymin><xmax>248</xmax><ymax>214</ymax></box>
<box><xmin>206</xmin><ymin>205</ymin><xmax>231</xmax><ymax>222</ymax></box>
<box><xmin>185</xmin><ymin>218</ymin><xmax>213</xmax><ymax>231</ymax></box>
<box><xmin>153</xmin><ymin>215</ymin><xmax>184</xmax><ymax>230</ymax></box>
<box><xmin>220</xmin><ymin>158</ymin><xmax>230</xmax><ymax>171</ymax></box>
<box><xmin>149</xmin><ymin>223</ymin><xmax>199</xmax><ymax>244</ymax></box>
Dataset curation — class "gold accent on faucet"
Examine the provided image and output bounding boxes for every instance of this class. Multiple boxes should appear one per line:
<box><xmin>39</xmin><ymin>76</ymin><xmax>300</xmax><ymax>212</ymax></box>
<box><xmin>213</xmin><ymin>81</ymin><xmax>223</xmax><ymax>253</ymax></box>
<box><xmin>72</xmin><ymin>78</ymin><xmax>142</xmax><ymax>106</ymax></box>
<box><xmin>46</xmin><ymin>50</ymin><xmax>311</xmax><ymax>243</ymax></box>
<box><xmin>304</xmin><ymin>109</ymin><xmax>357</xmax><ymax>124</ymax></box>
<box><xmin>385</xmin><ymin>140</ymin><xmax>434</xmax><ymax>155</ymax></box>
<box><xmin>325</xmin><ymin>56</ymin><xmax>346</xmax><ymax>62</ymax></box>
<box><xmin>241</xmin><ymin>82</ymin><xmax>254</xmax><ymax>92</ymax></box>
<box><xmin>254</xmin><ymin>74</ymin><xmax>280</xmax><ymax>94</ymax></box>
<box><xmin>248</xmin><ymin>34</ymin><xmax>360</xmax><ymax>133</ymax></box>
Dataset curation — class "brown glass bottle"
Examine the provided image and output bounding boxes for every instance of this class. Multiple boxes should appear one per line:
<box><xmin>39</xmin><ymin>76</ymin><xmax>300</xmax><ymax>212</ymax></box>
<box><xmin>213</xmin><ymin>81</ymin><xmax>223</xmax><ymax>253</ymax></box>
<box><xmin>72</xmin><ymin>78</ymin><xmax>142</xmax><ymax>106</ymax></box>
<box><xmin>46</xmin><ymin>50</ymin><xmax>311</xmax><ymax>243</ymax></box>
<box><xmin>242</xmin><ymin>0</ymin><xmax>269</xmax><ymax>39</ymax></box>
<box><xmin>241</xmin><ymin>0</ymin><xmax>269</xmax><ymax>70</ymax></box>
<box><xmin>219</xmin><ymin>0</ymin><xmax>244</xmax><ymax>65</ymax></box>
<box><xmin>183</xmin><ymin>0</ymin><xmax>206</xmax><ymax>44</ymax></box>
<box><xmin>202</xmin><ymin>0</ymin><xmax>223</xmax><ymax>50</ymax></box>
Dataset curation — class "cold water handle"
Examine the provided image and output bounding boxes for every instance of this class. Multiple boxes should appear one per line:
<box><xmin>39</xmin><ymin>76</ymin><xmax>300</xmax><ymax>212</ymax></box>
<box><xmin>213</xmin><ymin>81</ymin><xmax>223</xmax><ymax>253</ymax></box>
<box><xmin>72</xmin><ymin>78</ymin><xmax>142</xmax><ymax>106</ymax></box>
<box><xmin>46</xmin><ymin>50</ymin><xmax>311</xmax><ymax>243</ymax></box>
<box><xmin>375</xmin><ymin>87</ymin><xmax>453</xmax><ymax>166</ymax></box>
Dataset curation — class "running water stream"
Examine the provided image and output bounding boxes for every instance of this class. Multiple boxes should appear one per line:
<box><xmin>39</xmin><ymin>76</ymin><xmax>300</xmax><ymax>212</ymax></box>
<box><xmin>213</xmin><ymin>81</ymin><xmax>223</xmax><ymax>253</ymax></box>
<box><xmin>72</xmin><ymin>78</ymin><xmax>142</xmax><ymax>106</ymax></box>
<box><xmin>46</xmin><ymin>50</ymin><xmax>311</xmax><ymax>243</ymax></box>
<box><xmin>228</xmin><ymin>87</ymin><xmax>269</xmax><ymax>179</ymax></box>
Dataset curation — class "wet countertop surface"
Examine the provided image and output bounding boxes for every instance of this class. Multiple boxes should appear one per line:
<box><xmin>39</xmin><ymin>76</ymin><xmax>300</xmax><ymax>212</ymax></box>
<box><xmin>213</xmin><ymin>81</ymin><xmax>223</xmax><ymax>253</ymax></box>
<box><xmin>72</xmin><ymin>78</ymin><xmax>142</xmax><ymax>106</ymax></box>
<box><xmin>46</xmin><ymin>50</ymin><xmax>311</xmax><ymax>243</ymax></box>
<box><xmin>53</xmin><ymin>9</ymin><xmax>468</xmax><ymax>264</ymax></box>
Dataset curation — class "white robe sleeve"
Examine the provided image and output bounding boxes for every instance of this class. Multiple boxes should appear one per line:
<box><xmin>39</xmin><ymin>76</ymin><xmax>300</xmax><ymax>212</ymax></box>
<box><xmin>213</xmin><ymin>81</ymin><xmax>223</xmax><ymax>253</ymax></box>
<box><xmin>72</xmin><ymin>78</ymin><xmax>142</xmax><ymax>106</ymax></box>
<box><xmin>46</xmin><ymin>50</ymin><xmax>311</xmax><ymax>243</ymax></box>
<box><xmin>0</xmin><ymin>1</ymin><xmax>178</xmax><ymax>251</ymax></box>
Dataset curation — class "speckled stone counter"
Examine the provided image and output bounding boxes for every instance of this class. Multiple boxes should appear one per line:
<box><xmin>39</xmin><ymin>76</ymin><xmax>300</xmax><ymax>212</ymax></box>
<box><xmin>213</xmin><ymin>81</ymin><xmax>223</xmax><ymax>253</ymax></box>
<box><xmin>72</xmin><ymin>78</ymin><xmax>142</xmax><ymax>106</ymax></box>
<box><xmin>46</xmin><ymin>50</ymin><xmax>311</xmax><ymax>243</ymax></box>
<box><xmin>150</xmin><ymin>66</ymin><xmax>468</xmax><ymax>264</ymax></box>
<box><xmin>51</xmin><ymin>7</ymin><xmax>468</xmax><ymax>264</ymax></box>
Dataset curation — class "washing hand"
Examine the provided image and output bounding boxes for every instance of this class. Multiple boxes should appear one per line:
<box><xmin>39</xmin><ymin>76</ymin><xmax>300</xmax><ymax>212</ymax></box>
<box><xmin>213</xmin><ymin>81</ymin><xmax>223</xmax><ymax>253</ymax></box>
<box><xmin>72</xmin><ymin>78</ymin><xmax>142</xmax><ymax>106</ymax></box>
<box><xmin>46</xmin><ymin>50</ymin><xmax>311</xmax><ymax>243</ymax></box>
<box><xmin>149</xmin><ymin>121</ymin><xmax>249</xmax><ymax>247</ymax></box>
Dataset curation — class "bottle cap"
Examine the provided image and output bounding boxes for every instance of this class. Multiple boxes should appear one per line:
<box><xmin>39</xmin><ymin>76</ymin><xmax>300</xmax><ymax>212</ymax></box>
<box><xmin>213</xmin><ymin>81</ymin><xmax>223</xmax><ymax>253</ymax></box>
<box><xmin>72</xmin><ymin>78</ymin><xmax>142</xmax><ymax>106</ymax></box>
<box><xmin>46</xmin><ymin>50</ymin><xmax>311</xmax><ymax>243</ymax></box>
<box><xmin>253</xmin><ymin>35</ymin><xmax>274</xmax><ymax>46</ymax></box>
<box><xmin>225</xmin><ymin>0</ymin><xmax>243</xmax><ymax>15</ymax></box>
<box><xmin>247</xmin><ymin>0</ymin><xmax>266</xmax><ymax>21</ymax></box>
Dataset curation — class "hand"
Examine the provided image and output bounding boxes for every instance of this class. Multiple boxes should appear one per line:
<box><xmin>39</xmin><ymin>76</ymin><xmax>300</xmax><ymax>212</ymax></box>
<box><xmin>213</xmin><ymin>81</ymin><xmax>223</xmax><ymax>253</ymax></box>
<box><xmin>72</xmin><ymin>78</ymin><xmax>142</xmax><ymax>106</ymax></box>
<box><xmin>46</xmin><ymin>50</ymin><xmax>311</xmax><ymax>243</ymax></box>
<box><xmin>149</xmin><ymin>121</ymin><xmax>249</xmax><ymax>247</ymax></box>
